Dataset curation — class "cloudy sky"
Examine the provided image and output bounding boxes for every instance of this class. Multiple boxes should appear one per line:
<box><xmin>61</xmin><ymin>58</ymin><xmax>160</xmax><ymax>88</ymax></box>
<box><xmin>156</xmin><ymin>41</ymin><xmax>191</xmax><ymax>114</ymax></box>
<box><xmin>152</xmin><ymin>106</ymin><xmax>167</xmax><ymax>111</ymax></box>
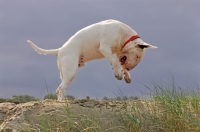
<box><xmin>0</xmin><ymin>0</ymin><xmax>199</xmax><ymax>99</ymax></box>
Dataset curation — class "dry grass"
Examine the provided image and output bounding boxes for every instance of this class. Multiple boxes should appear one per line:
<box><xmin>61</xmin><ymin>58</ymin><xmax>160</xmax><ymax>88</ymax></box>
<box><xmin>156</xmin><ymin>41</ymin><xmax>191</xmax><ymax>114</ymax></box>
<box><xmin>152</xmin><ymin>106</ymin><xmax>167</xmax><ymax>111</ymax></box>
<box><xmin>25</xmin><ymin>80</ymin><xmax>200</xmax><ymax>132</ymax></box>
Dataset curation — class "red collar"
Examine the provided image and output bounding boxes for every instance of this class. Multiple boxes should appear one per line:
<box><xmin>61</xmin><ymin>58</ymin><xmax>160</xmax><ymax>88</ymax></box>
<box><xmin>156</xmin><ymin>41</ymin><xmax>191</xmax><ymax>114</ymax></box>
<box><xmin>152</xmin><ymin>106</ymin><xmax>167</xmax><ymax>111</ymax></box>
<box><xmin>123</xmin><ymin>35</ymin><xmax>140</xmax><ymax>47</ymax></box>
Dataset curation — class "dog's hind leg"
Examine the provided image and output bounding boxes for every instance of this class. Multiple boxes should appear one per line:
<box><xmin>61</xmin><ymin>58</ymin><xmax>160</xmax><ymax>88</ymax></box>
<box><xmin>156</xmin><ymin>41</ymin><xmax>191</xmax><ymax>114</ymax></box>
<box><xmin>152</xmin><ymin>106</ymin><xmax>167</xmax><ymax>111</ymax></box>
<box><xmin>56</xmin><ymin>57</ymin><xmax>78</xmax><ymax>101</ymax></box>
<box><xmin>56</xmin><ymin>61</ymin><xmax>63</xmax><ymax>100</ymax></box>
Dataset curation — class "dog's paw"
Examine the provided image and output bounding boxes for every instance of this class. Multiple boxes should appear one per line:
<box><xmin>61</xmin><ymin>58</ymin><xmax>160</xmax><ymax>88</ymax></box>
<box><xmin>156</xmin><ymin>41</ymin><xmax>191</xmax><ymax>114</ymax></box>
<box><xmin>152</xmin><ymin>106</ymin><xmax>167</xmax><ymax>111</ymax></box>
<box><xmin>57</xmin><ymin>94</ymin><xmax>65</xmax><ymax>101</ymax></box>
<box><xmin>124</xmin><ymin>75</ymin><xmax>131</xmax><ymax>83</ymax></box>
<box><xmin>113</xmin><ymin>65</ymin><xmax>123</xmax><ymax>80</ymax></box>
<box><xmin>114</xmin><ymin>70</ymin><xmax>123</xmax><ymax>80</ymax></box>
<box><xmin>123</xmin><ymin>71</ymin><xmax>131</xmax><ymax>83</ymax></box>
<box><xmin>115</xmin><ymin>75</ymin><xmax>123</xmax><ymax>80</ymax></box>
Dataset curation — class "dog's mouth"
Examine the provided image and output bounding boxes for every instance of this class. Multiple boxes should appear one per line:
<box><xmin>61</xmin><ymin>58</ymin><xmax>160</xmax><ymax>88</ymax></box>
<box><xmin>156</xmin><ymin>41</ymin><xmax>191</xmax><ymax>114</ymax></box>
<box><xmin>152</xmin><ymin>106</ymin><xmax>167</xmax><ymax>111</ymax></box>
<box><xmin>120</xmin><ymin>56</ymin><xmax>131</xmax><ymax>71</ymax></box>
<box><xmin>120</xmin><ymin>56</ymin><xmax>127</xmax><ymax>65</ymax></box>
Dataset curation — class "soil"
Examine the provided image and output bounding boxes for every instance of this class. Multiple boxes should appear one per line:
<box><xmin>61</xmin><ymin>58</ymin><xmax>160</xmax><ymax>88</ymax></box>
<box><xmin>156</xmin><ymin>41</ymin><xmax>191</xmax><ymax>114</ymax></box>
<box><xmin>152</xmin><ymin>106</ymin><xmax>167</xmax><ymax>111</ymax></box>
<box><xmin>0</xmin><ymin>97</ymin><xmax>141</xmax><ymax>132</ymax></box>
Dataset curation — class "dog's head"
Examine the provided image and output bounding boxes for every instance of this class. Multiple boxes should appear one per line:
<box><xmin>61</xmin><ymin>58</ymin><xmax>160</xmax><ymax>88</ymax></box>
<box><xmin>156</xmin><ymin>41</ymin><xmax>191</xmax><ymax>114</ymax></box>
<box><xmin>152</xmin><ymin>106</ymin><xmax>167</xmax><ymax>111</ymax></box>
<box><xmin>119</xmin><ymin>41</ymin><xmax>157</xmax><ymax>71</ymax></box>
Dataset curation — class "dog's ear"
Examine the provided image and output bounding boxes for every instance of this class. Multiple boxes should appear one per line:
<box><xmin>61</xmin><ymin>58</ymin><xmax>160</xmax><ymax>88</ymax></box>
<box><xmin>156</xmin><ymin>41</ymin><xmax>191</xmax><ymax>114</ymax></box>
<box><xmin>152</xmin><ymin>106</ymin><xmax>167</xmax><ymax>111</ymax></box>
<box><xmin>136</xmin><ymin>43</ymin><xmax>157</xmax><ymax>49</ymax></box>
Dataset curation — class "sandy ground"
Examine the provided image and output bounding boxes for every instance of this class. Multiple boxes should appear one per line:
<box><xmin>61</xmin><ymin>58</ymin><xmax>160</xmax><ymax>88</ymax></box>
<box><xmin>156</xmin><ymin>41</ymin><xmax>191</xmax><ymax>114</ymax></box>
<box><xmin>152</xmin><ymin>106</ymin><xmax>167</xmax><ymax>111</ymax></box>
<box><xmin>0</xmin><ymin>98</ymin><xmax>136</xmax><ymax>132</ymax></box>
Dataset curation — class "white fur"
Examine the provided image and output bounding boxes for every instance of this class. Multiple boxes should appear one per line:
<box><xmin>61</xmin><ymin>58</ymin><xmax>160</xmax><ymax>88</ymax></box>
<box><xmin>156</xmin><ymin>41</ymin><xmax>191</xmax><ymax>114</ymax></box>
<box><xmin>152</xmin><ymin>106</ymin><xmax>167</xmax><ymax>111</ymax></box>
<box><xmin>27</xmin><ymin>20</ymin><xmax>157</xmax><ymax>101</ymax></box>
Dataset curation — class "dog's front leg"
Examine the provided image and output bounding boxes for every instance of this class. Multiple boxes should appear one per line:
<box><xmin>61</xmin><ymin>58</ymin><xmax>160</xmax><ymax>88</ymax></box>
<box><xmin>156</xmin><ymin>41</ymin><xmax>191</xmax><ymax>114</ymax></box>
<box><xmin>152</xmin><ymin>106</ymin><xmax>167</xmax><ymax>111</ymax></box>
<box><xmin>99</xmin><ymin>46</ymin><xmax>123</xmax><ymax>80</ymax></box>
<box><xmin>116</xmin><ymin>53</ymin><xmax>131</xmax><ymax>83</ymax></box>
<box><xmin>123</xmin><ymin>68</ymin><xmax>131</xmax><ymax>83</ymax></box>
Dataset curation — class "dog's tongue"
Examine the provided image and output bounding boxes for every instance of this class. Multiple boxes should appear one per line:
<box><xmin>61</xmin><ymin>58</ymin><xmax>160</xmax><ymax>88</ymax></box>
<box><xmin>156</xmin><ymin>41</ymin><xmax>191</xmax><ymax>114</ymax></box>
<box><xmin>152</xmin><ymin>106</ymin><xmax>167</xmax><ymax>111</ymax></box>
<box><xmin>121</xmin><ymin>61</ymin><xmax>125</xmax><ymax>65</ymax></box>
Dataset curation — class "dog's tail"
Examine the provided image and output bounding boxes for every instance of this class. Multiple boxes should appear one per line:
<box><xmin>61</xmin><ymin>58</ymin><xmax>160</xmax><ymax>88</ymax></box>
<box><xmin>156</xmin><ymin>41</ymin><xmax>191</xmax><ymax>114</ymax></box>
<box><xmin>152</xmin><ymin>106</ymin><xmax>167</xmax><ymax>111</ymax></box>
<box><xmin>27</xmin><ymin>40</ymin><xmax>58</xmax><ymax>56</ymax></box>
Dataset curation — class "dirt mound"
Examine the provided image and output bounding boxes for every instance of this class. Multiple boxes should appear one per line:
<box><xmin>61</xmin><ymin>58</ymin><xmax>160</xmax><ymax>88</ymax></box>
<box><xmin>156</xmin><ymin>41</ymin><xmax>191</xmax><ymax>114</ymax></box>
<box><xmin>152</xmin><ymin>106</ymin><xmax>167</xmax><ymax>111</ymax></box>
<box><xmin>0</xmin><ymin>97</ymin><xmax>141</xmax><ymax>132</ymax></box>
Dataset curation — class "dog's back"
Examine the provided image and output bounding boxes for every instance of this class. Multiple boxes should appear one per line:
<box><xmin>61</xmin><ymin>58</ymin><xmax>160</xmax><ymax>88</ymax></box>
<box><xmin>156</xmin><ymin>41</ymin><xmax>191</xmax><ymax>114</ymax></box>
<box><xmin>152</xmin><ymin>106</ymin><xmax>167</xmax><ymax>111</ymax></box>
<box><xmin>59</xmin><ymin>20</ymin><xmax>135</xmax><ymax>62</ymax></box>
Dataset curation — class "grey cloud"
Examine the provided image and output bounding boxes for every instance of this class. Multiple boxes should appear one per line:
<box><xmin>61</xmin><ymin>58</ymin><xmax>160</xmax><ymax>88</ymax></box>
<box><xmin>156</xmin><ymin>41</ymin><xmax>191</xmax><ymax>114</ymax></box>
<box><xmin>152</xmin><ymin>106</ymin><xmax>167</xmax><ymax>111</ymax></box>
<box><xmin>0</xmin><ymin>0</ymin><xmax>200</xmax><ymax>99</ymax></box>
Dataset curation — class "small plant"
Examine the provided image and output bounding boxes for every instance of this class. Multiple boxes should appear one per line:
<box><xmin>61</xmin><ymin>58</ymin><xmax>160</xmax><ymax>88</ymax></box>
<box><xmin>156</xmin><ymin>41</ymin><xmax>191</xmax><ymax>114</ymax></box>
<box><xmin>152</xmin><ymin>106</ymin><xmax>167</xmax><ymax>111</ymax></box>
<box><xmin>44</xmin><ymin>93</ymin><xmax>57</xmax><ymax>100</ymax></box>
<box><xmin>117</xmin><ymin>79</ymin><xmax>200</xmax><ymax>131</ymax></box>
<box><xmin>23</xmin><ymin>79</ymin><xmax>200</xmax><ymax>132</ymax></box>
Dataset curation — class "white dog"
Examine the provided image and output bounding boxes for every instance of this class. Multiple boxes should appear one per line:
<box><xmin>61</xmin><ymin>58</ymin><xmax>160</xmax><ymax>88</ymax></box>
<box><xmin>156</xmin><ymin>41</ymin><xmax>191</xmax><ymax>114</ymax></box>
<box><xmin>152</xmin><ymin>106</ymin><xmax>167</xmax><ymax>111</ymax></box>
<box><xmin>27</xmin><ymin>20</ymin><xmax>157</xmax><ymax>101</ymax></box>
